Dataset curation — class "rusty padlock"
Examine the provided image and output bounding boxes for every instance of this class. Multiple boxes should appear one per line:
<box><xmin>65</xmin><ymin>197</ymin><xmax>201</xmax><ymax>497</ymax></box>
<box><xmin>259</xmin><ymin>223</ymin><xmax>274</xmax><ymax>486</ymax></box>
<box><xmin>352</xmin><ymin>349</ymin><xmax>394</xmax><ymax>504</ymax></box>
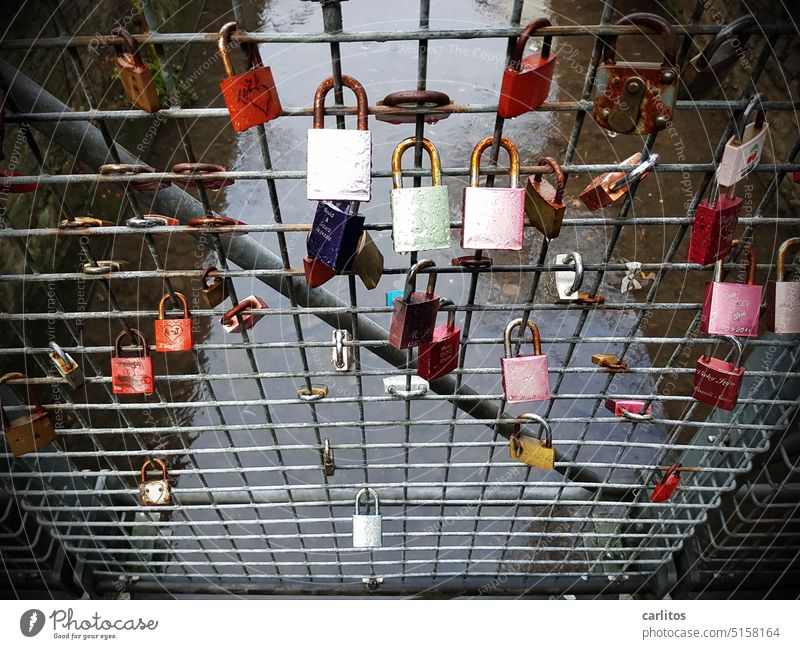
<box><xmin>111</xmin><ymin>329</ymin><xmax>155</xmax><ymax>395</ymax></box>
<box><xmin>48</xmin><ymin>342</ymin><xmax>85</xmax><ymax>390</ymax></box>
<box><xmin>388</xmin><ymin>259</ymin><xmax>440</xmax><ymax>349</ymax></box>
<box><xmin>221</xmin><ymin>296</ymin><xmax>269</xmax><ymax>333</ymax></box>
<box><xmin>579</xmin><ymin>152</ymin><xmax>657</xmax><ymax>211</ymax></box>
<box><xmin>509</xmin><ymin>413</ymin><xmax>555</xmax><ymax>470</ymax></box>
<box><xmin>112</xmin><ymin>27</ymin><xmax>161</xmax><ymax>112</ymax></box>
<box><xmin>0</xmin><ymin>373</ymin><xmax>58</xmax><ymax>457</ymax></box>
<box><xmin>154</xmin><ymin>292</ymin><xmax>193</xmax><ymax>352</ymax></box>
<box><xmin>139</xmin><ymin>458</ymin><xmax>172</xmax><ymax>506</ymax></box>
<box><xmin>501</xmin><ymin>318</ymin><xmax>550</xmax><ymax>403</ymax></box>
<box><xmin>200</xmin><ymin>267</ymin><xmax>228</xmax><ymax>307</ymax></box>
<box><xmin>525</xmin><ymin>156</ymin><xmax>566</xmax><ymax>240</ymax></box>
<box><xmin>765</xmin><ymin>237</ymin><xmax>800</xmax><ymax>334</ymax></box>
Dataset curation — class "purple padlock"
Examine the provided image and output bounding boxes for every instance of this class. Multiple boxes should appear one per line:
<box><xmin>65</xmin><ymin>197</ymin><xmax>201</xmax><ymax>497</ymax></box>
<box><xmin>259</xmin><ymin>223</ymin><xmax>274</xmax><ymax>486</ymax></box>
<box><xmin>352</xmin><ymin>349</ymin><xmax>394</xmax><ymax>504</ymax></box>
<box><xmin>307</xmin><ymin>200</ymin><xmax>364</xmax><ymax>271</ymax></box>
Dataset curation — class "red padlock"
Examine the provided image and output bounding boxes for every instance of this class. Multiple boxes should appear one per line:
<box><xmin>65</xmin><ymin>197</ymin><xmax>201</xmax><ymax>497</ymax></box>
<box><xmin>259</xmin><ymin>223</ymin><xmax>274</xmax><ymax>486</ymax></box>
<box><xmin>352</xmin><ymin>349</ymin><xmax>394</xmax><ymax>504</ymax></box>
<box><xmin>389</xmin><ymin>260</ymin><xmax>440</xmax><ymax>349</ymax></box>
<box><xmin>692</xmin><ymin>335</ymin><xmax>744</xmax><ymax>411</ymax></box>
<box><xmin>0</xmin><ymin>169</ymin><xmax>40</xmax><ymax>193</ymax></box>
<box><xmin>221</xmin><ymin>296</ymin><xmax>268</xmax><ymax>333</ymax></box>
<box><xmin>111</xmin><ymin>329</ymin><xmax>154</xmax><ymax>395</ymax></box>
<box><xmin>303</xmin><ymin>255</ymin><xmax>338</xmax><ymax>289</ymax></box>
<box><xmin>417</xmin><ymin>298</ymin><xmax>461</xmax><ymax>381</ymax></box>
<box><xmin>218</xmin><ymin>22</ymin><xmax>282</xmax><ymax>132</ymax></box>
<box><xmin>687</xmin><ymin>185</ymin><xmax>742</xmax><ymax>265</ymax></box>
<box><xmin>497</xmin><ymin>18</ymin><xmax>556</xmax><ymax>119</ymax></box>
<box><xmin>154</xmin><ymin>292</ymin><xmax>193</xmax><ymax>352</ymax></box>
<box><xmin>650</xmin><ymin>464</ymin><xmax>682</xmax><ymax>503</ymax></box>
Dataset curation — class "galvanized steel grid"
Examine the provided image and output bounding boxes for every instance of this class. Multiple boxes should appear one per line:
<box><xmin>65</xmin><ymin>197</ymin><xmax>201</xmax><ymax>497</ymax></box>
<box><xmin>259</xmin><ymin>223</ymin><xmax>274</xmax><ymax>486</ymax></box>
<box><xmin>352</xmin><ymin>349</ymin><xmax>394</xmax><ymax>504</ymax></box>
<box><xmin>0</xmin><ymin>0</ymin><xmax>799</xmax><ymax>596</ymax></box>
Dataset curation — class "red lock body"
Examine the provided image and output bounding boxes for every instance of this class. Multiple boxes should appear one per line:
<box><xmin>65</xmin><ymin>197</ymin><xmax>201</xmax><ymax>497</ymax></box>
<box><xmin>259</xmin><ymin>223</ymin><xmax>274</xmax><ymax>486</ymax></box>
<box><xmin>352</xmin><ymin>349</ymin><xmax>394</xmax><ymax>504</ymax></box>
<box><xmin>221</xmin><ymin>296</ymin><xmax>268</xmax><ymax>333</ymax></box>
<box><xmin>154</xmin><ymin>292</ymin><xmax>193</xmax><ymax>352</ymax></box>
<box><xmin>497</xmin><ymin>18</ymin><xmax>556</xmax><ymax>119</ymax></box>
<box><xmin>389</xmin><ymin>260</ymin><xmax>440</xmax><ymax>349</ymax></box>
<box><xmin>218</xmin><ymin>22</ymin><xmax>282</xmax><ymax>131</ymax></box>
<box><xmin>692</xmin><ymin>335</ymin><xmax>745</xmax><ymax>411</ymax></box>
<box><xmin>303</xmin><ymin>256</ymin><xmax>338</xmax><ymax>289</ymax></box>
<box><xmin>650</xmin><ymin>464</ymin><xmax>681</xmax><ymax>503</ymax></box>
<box><xmin>687</xmin><ymin>190</ymin><xmax>742</xmax><ymax>265</ymax></box>
<box><xmin>111</xmin><ymin>329</ymin><xmax>154</xmax><ymax>395</ymax></box>
<box><xmin>417</xmin><ymin>300</ymin><xmax>460</xmax><ymax>381</ymax></box>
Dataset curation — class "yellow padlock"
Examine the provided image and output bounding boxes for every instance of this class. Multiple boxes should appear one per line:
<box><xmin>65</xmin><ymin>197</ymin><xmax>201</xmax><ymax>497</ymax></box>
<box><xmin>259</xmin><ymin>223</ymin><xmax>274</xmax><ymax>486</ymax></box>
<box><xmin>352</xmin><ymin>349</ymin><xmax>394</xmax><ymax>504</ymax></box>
<box><xmin>509</xmin><ymin>413</ymin><xmax>554</xmax><ymax>470</ymax></box>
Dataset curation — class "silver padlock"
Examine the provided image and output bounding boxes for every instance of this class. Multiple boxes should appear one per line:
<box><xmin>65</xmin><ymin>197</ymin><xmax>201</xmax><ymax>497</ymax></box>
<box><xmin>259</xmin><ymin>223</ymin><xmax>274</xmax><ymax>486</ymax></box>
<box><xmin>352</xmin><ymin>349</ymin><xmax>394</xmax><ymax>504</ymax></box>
<box><xmin>383</xmin><ymin>374</ymin><xmax>429</xmax><ymax>399</ymax></box>
<box><xmin>554</xmin><ymin>252</ymin><xmax>583</xmax><ymax>302</ymax></box>
<box><xmin>48</xmin><ymin>341</ymin><xmax>85</xmax><ymax>389</ymax></box>
<box><xmin>352</xmin><ymin>487</ymin><xmax>382</xmax><ymax>548</ymax></box>
<box><xmin>331</xmin><ymin>329</ymin><xmax>354</xmax><ymax>371</ymax></box>
<box><xmin>716</xmin><ymin>93</ymin><xmax>769</xmax><ymax>187</ymax></box>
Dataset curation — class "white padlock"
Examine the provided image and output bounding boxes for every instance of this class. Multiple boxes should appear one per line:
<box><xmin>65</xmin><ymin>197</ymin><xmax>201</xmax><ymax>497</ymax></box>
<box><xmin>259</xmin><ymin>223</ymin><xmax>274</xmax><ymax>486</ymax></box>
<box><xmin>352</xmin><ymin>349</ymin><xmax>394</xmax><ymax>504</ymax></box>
<box><xmin>383</xmin><ymin>374</ymin><xmax>429</xmax><ymax>399</ymax></box>
<box><xmin>716</xmin><ymin>94</ymin><xmax>768</xmax><ymax>187</ymax></box>
<box><xmin>352</xmin><ymin>488</ymin><xmax>382</xmax><ymax>548</ymax></box>
<box><xmin>554</xmin><ymin>252</ymin><xmax>583</xmax><ymax>301</ymax></box>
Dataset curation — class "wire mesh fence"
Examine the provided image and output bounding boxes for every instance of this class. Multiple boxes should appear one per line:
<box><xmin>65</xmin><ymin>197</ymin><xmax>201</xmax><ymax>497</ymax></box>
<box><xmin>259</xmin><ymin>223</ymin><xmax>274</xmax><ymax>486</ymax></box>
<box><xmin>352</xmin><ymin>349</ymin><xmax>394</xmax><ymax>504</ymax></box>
<box><xmin>0</xmin><ymin>0</ymin><xmax>798</xmax><ymax>597</ymax></box>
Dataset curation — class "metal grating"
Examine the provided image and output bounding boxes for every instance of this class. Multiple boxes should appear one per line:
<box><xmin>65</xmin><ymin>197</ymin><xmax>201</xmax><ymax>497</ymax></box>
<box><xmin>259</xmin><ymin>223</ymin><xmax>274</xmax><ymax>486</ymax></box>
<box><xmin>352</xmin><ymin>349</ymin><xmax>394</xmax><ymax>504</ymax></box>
<box><xmin>0</xmin><ymin>0</ymin><xmax>798</xmax><ymax>597</ymax></box>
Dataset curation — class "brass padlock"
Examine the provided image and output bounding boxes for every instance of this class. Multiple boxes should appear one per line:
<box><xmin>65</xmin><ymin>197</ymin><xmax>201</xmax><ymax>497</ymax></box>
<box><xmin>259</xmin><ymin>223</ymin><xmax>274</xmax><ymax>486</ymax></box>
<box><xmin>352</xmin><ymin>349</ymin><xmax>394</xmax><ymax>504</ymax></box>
<box><xmin>525</xmin><ymin>156</ymin><xmax>566</xmax><ymax>239</ymax></box>
<box><xmin>0</xmin><ymin>372</ymin><xmax>57</xmax><ymax>457</ymax></box>
<box><xmin>112</xmin><ymin>27</ymin><xmax>161</xmax><ymax>113</ymax></box>
<box><xmin>352</xmin><ymin>230</ymin><xmax>384</xmax><ymax>290</ymax></box>
<box><xmin>139</xmin><ymin>458</ymin><xmax>172</xmax><ymax>506</ymax></box>
<box><xmin>509</xmin><ymin>413</ymin><xmax>554</xmax><ymax>470</ymax></box>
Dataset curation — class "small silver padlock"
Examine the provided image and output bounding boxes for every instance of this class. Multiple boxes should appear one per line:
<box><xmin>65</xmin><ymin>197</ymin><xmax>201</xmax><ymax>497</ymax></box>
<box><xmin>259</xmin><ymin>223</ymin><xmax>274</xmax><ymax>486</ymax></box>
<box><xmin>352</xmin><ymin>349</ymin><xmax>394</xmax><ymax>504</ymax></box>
<box><xmin>717</xmin><ymin>93</ymin><xmax>769</xmax><ymax>187</ymax></box>
<box><xmin>331</xmin><ymin>329</ymin><xmax>355</xmax><ymax>371</ymax></box>
<box><xmin>383</xmin><ymin>375</ymin><xmax>429</xmax><ymax>399</ymax></box>
<box><xmin>352</xmin><ymin>487</ymin><xmax>382</xmax><ymax>548</ymax></box>
<box><xmin>554</xmin><ymin>252</ymin><xmax>583</xmax><ymax>302</ymax></box>
<box><xmin>48</xmin><ymin>341</ymin><xmax>85</xmax><ymax>389</ymax></box>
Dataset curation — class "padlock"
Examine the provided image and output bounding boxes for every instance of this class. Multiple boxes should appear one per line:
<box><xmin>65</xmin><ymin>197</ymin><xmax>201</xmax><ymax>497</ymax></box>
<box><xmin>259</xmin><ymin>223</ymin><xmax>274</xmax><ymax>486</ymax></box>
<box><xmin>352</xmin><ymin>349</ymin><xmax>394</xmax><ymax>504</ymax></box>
<box><xmin>509</xmin><ymin>413</ymin><xmax>554</xmax><ymax>470</ymax></box>
<box><xmin>501</xmin><ymin>318</ymin><xmax>550</xmax><ymax>403</ymax></box>
<box><xmin>0</xmin><ymin>169</ymin><xmax>40</xmax><ymax>193</ymax></box>
<box><xmin>390</xmin><ymin>137</ymin><xmax>450</xmax><ymax>253</ymax></box>
<box><xmin>112</xmin><ymin>27</ymin><xmax>161</xmax><ymax>113</ymax></box>
<box><xmin>687</xmin><ymin>184</ymin><xmax>743</xmax><ymax>266</ymax></box>
<box><xmin>592</xmin><ymin>353</ymin><xmax>629</xmax><ymax>372</ymax></box>
<box><xmin>139</xmin><ymin>458</ymin><xmax>172</xmax><ymax>506</ymax></box>
<box><xmin>604</xmin><ymin>398</ymin><xmax>651</xmax><ymax>417</ymax></box>
<box><xmin>218</xmin><ymin>22</ymin><xmax>282</xmax><ymax>132</ymax></box>
<box><xmin>716</xmin><ymin>93</ymin><xmax>769</xmax><ymax>187</ymax></box>
<box><xmin>497</xmin><ymin>18</ymin><xmax>556</xmax><ymax>119</ymax></box>
<box><xmin>331</xmin><ymin>329</ymin><xmax>355</xmax><ymax>372</ymax></box>
<box><xmin>200</xmin><ymin>267</ymin><xmax>228</xmax><ymax>307</ymax></box>
<box><xmin>375</xmin><ymin>89</ymin><xmax>452</xmax><ymax>125</ymax></box>
<box><xmin>525</xmin><ymin>156</ymin><xmax>566</xmax><ymax>240</ymax></box>
<box><xmin>417</xmin><ymin>298</ymin><xmax>460</xmax><ymax>381</ymax></box>
<box><xmin>0</xmin><ymin>373</ymin><xmax>57</xmax><ymax>457</ymax></box>
<box><xmin>154</xmin><ymin>292</ymin><xmax>193</xmax><ymax>353</ymax></box>
<box><xmin>679</xmin><ymin>15</ymin><xmax>757</xmax><ymax>100</ymax></box>
<box><xmin>388</xmin><ymin>259</ymin><xmax>440</xmax><ymax>349</ymax></box>
<box><xmin>692</xmin><ymin>335</ymin><xmax>745</xmax><ymax>411</ymax></box>
<box><xmin>650</xmin><ymin>464</ymin><xmax>682</xmax><ymax>503</ymax></box>
<box><xmin>221</xmin><ymin>296</ymin><xmax>268</xmax><ymax>333</ymax></box>
<box><xmin>386</xmin><ymin>289</ymin><xmax>403</xmax><ymax>307</ymax></box>
<box><xmin>352</xmin><ymin>230</ymin><xmax>384</xmax><ymax>290</ymax></box>
<box><xmin>303</xmin><ymin>255</ymin><xmax>338</xmax><ymax>289</ymax></box>
<box><xmin>352</xmin><ymin>487</ymin><xmax>382</xmax><ymax>548</ymax></box>
<box><xmin>111</xmin><ymin>329</ymin><xmax>155</xmax><ymax>395</ymax></box>
<box><xmin>700</xmin><ymin>240</ymin><xmax>763</xmax><ymax>338</ymax></box>
<box><xmin>579</xmin><ymin>152</ymin><xmax>657</xmax><ymax>211</ymax></box>
<box><xmin>554</xmin><ymin>252</ymin><xmax>583</xmax><ymax>302</ymax></box>
<box><xmin>461</xmin><ymin>136</ymin><xmax>525</xmax><ymax>250</ymax></box>
<box><xmin>321</xmin><ymin>439</ymin><xmax>335</xmax><ymax>477</ymax></box>
<box><xmin>383</xmin><ymin>375</ymin><xmax>429</xmax><ymax>399</ymax></box>
<box><xmin>48</xmin><ymin>342</ymin><xmax>85</xmax><ymax>390</ymax></box>
<box><xmin>307</xmin><ymin>200</ymin><xmax>364</xmax><ymax>271</ymax></box>
<box><xmin>765</xmin><ymin>237</ymin><xmax>800</xmax><ymax>333</ymax></box>
<box><xmin>593</xmin><ymin>13</ymin><xmax>678</xmax><ymax>135</ymax></box>
<box><xmin>307</xmin><ymin>75</ymin><xmax>371</xmax><ymax>202</ymax></box>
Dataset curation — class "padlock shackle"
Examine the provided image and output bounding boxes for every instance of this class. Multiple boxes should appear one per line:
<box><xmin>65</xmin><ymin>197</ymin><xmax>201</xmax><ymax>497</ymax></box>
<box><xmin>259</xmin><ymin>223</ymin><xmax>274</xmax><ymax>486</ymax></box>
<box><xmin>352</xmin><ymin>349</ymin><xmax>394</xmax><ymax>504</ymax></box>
<box><xmin>510</xmin><ymin>18</ymin><xmax>553</xmax><ymax>70</ymax></box>
<box><xmin>702</xmin><ymin>335</ymin><xmax>744</xmax><ymax>369</ymax></box>
<box><xmin>511</xmin><ymin>412</ymin><xmax>553</xmax><ymax>449</ymax></box>
<box><xmin>157</xmin><ymin>291</ymin><xmax>190</xmax><ymax>320</ymax></box>
<box><xmin>692</xmin><ymin>15</ymin><xmax>758</xmax><ymax>70</ymax></box>
<box><xmin>0</xmin><ymin>372</ymin><xmax>47</xmax><ymax>430</ymax></box>
<box><xmin>602</xmin><ymin>12</ymin><xmax>677</xmax><ymax>67</ymax></box>
<box><xmin>504</xmin><ymin>318</ymin><xmax>542</xmax><ymax>358</ymax></box>
<box><xmin>713</xmin><ymin>239</ymin><xmax>757</xmax><ymax>284</ymax></box>
<box><xmin>111</xmin><ymin>27</ymin><xmax>144</xmax><ymax>64</ymax></box>
<box><xmin>733</xmin><ymin>92</ymin><xmax>766</xmax><ymax>144</ymax></box>
<box><xmin>776</xmin><ymin>237</ymin><xmax>800</xmax><ymax>282</ymax></box>
<box><xmin>355</xmin><ymin>487</ymin><xmax>380</xmax><ymax>515</ymax></box>
<box><xmin>403</xmin><ymin>258</ymin><xmax>437</xmax><ymax>302</ymax></box>
<box><xmin>113</xmin><ymin>329</ymin><xmax>150</xmax><ymax>359</ymax></box>
<box><xmin>218</xmin><ymin>22</ymin><xmax>239</xmax><ymax>78</ymax></box>
<box><xmin>438</xmin><ymin>297</ymin><xmax>456</xmax><ymax>332</ymax></box>
<box><xmin>220</xmin><ymin>297</ymin><xmax>264</xmax><ymax>327</ymax></box>
<box><xmin>562</xmin><ymin>252</ymin><xmax>584</xmax><ymax>295</ymax></box>
<box><xmin>313</xmin><ymin>75</ymin><xmax>369</xmax><ymax>131</ymax></box>
<box><xmin>533</xmin><ymin>156</ymin><xmax>565</xmax><ymax>203</ymax></box>
<box><xmin>48</xmin><ymin>341</ymin><xmax>71</xmax><ymax>366</ymax></box>
<box><xmin>657</xmin><ymin>463</ymin><xmax>682</xmax><ymax>485</ymax></box>
<box><xmin>607</xmin><ymin>153</ymin><xmax>659</xmax><ymax>192</ymax></box>
<box><xmin>140</xmin><ymin>458</ymin><xmax>168</xmax><ymax>484</ymax></box>
<box><xmin>469</xmin><ymin>136</ymin><xmax>520</xmax><ymax>188</ymax></box>
<box><xmin>201</xmin><ymin>266</ymin><xmax>222</xmax><ymax>291</ymax></box>
<box><xmin>391</xmin><ymin>137</ymin><xmax>442</xmax><ymax>189</ymax></box>
<box><xmin>332</xmin><ymin>329</ymin><xmax>348</xmax><ymax>370</ymax></box>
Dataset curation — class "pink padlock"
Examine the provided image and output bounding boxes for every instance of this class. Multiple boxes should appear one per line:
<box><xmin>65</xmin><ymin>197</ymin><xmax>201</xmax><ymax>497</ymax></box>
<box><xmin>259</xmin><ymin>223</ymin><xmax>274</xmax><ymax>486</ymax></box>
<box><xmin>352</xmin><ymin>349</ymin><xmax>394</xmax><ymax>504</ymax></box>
<box><xmin>765</xmin><ymin>237</ymin><xmax>800</xmax><ymax>334</ymax></box>
<box><xmin>604</xmin><ymin>399</ymin><xmax>652</xmax><ymax>417</ymax></box>
<box><xmin>500</xmin><ymin>318</ymin><xmax>550</xmax><ymax>403</ymax></box>
<box><xmin>700</xmin><ymin>239</ymin><xmax>763</xmax><ymax>338</ymax></box>
<box><xmin>220</xmin><ymin>296</ymin><xmax>268</xmax><ymax>333</ymax></box>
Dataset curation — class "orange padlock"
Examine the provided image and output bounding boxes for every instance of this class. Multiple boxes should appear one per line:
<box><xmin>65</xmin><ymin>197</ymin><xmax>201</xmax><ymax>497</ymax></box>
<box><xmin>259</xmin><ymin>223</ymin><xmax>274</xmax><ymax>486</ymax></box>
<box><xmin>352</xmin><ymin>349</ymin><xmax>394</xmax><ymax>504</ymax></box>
<box><xmin>154</xmin><ymin>292</ymin><xmax>193</xmax><ymax>352</ymax></box>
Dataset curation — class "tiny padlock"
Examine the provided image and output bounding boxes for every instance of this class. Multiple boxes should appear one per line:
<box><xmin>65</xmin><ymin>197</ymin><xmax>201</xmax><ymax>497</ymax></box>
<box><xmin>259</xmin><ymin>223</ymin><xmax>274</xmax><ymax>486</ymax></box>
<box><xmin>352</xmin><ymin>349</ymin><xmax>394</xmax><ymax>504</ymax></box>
<box><xmin>497</xmin><ymin>18</ymin><xmax>556</xmax><ymax>119</ymax></box>
<box><xmin>218</xmin><ymin>21</ymin><xmax>282</xmax><ymax>131</ymax></box>
<box><xmin>692</xmin><ymin>335</ymin><xmax>745</xmax><ymax>411</ymax></box>
<box><xmin>604</xmin><ymin>398</ymin><xmax>651</xmax><ymax>417</ymax></box>
<box><xmin>154</xmin><ymin>292</ymin><xmax>193</xmax><ymax>352</ymax></box>
<box><xmin>0</xmin><ymin>373</ymin><xmax>58</xmax><ymax>457</ymax></box>
<box><xmin>388</xmin><ymin>259</ymin><xmax>440</xmax><ymax>349</ymax></box>
<box><xmin>307</xmin><ymin>76</ymin><xmax>371</xmax><ymax>201</ymax></box>
<box><xmin>679</xmin><ymin>15</ymin><xmax>757</xmax><ymax>100</ymax></box>
<box><xmin>352</xmin><ymin>487</ymin><xmax>382</xmax><ymax>548</ymax></box>
<box><xmin>765</xmin><ymin>237</ymin><xmax>800</xmax><ymax>334</ymax></box>
<box><xmin>303</xmin><ymin>255</ymin><xmax>338</xmax><ymax>289</ymax></box>
<box><xmin>383</xmin><ymin>375</ymin><xmax>429</xmax><ymax>399</ymax></box>
<box><xmin>509</xmin><ymin>413</ymin><xmax>554</xmax><ymax>470</ymax></box>
<box><xmin>390</xmin><ymin>137</ymin><xmax>450</xmax><ymax>253</ymax></box>
<box><xmin>331</xmin><ymin>329</ymin><xmax>355</xmax><ymax>372</ymax></box>
<box><xmin>554</xmin><ymin>252</ymin><xmax>583</xmax><ymax>302</ymax></box>
<box><xmin>716</xmin><ymin>94</ymin><xmax>769</xmax><ymax>187</ymax></box>
<box><xmin>111</xmin><ymin>329</ymin><xmax>155</xmax><ymax>395</ymax></box>
<box><xmin>139</xmin><ymin>458</ymin><xmax>172</xmax><ymax>506</ymax></box>
<box><xmin>525</xmin><ymin>156</ymin><xmax>566</xmax><ymax>240</ymax></box>
<box><xmin>352</xmin><ymin>230</ymin><xmax>384</xmax><ymax>290</ymax></box>
<box><xmin>417</xmin><ymin>298</ymin><xmax>460</xmax><ymax>381</ymax></box>
<box><xmin>687</xmin><ymin>184</ymin><xmax>742</xmax><ymax>266</ymax></box>
<box><xmin>650</xmin><ymin>464</ymin><xmax>682</xmax><ymax>503</ymax></box>
<box><xmin>579</xmin><ymin>152</ymin><xmax>657</xmax><ymax>211</ymax></box>
<box><xmin>700</xmin><ymin>240</ymin><xmax>763</xmax><ymax>338</ymax></box>
<box><xmin>200</xmin><ymin>267</ymin><xmax>228</xmax><ymax>307</ymax></box>
<box><xmin>501</xmin><ymin>318</ymin><xmax>551</xmax><ymax>403</ymax></box>
<box><xmin>461</xmin><ymin>136</ymin><xmax>525</xmax><ymax>250</ymax></box>
<box><xmin>112</xmin><ymin>27</ymin><xmax>161</xmax><ymax>112</ymax></box>
<box><xmin>321</xmin><ymin>439</ymin><xmax>335</xmax><ymax>477</ymax></box>
<box><xmin>592</xmin><ymin>353</ymin><xmax>629</xmax><ymax>372</ymax></box>
<box><xmin>48</xmin><ymin>341</ymin><xmax>85</xmax><ymax>390</ymax></box>
<box><xmin>307</xmin><ymin>200</ymin><xmax>364</xmax><ymax>271</ymax></box>
<box><xmin>593</xmin><ymin>12</ymin><xmax>678</xmax><ymax>134</ymax></box>
<box><xmin>221</xmin><ymin>296</ymin><xmax>269</xmax><ymax>333</ymax></box>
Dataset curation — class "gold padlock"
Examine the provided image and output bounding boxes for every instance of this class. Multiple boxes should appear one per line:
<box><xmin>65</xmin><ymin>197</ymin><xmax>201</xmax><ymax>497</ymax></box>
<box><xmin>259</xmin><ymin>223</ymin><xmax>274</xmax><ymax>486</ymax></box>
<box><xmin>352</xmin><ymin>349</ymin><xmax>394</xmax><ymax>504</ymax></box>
<box><xmin>592</xmin><ymin>353</ymin><xmax>629</xmax><ymax>372</ymax></box>
<box><xmin>0</xmin><ymin>373</ymin><xmax>58</xmax><ymax>457</ymax></box>
<box><xmin>352</xmin><ymin>230</ymin><xmax>383</xmax><ymax>290</ymax></box>
<box><xmin>509</xmin><ymin>413</ymin><xmax>554</xmax><ymax>470</ymax></box>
